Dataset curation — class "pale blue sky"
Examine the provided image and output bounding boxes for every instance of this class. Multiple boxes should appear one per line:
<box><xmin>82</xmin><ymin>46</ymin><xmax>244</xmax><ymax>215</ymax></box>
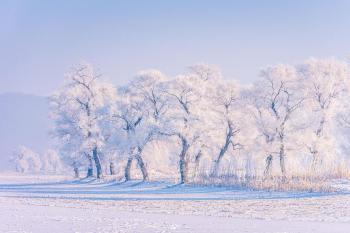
<box><xmin>1</xmin><ymin>0</ymin><xmax>350</xmax><ymax>95</ymax></box>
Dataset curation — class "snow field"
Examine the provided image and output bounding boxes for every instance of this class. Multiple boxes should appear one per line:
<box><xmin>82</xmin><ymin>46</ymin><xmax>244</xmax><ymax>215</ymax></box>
<box><xmin>1</xmin><ymin>175</ymin><xmax>350</xmax><ymax>232</ymax></box>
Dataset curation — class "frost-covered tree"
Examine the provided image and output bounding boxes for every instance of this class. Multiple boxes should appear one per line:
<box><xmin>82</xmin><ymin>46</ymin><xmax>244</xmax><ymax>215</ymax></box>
<box><xmin>208</xmin><ymin>79</ymin><xmax>244</xmax><ymax>175</ymax></box>
<box><xmin>103</xmin><ymin>151</ymin><xmax>118</xmax><ymax>175</ymax></box>
<box><xmin>162</xmin><ymin>65</ymin><xmax>218</xmax><ymax>183</ymax></box>
<box><xmin>114</xmin><ymin>70</ymin><xmax>167</xmax><ymax>181</ymax></box>
<box><xmin>248</xmin><ymin>65</ymin><xmax>305</xmax><ymax>177</ymax></box>
<box><xmin>53</xmin><ymin>124</ymin><xmax>86</xmax><ymax>178</ymax></box>
<box><xmin>44</xmin><ymin>60</ymin><xmax>350</xmax><ymax>183</ymax></box>
<box><xmin>51</xmin><ymin>64</ymin><xmax>116</xmax><ymax>178</ymax></box>
<box><xmin>162</xmin><ymin>76</ymin><xmax>199</xmax><ymax>183</ymax></box>
<box><xmin>298</xmin><ymin>58</ymin><xmax>349</xmax><ymax>171</ymax></box>
<box><xmin>41</xmin><ymin>149</ymin><xmax>64</xmax><ymax>174</ymax></box>
<box><xmin>12</xmin><ymin>146</ymin><xmax>41</xmax><ymax>173</ymax></box>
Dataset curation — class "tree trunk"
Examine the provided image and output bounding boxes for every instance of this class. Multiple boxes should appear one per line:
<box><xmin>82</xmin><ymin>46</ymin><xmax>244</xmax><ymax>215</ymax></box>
<box><xmin>279</xmin><ymin>143</ymin><xmax>286</xmax><ymax>178</ymax></box>
<box><xmin>135</xmin><ymin>153</ymin><xmax>149</xmax><ymax>181</ymax></box>
<box><xmin>263</xmin><ymin>154</ymin><xmax>273</xmax><ymax>178</ymax></box>
<box><xmin>73</xmin><ymin>162</ymin><xmax>79</xmax><ymax>178</ymax></box>
<box><xmin>311</xmin><ymin>152</ymin><xmax>318</xmax><ymax>171</ymax></box>
<box><xmin>92</xmin><ymin>147</ymin><xmax>103</xmax><ymax>179</ymax></box>
<box><xmin>213</xmin><ymin>141</ymin><xmax>230</xmax><ymax>176</ymax></box>
<box><xmin>74</xmin><ymin>167</ymin><xmax>79</xmax><ymax>178</ymax></box>
<box><xmin>86</xmin><ymin>155</ymin><xmax>94</xmax><ymax>177</ymax></box>
<box><xmin>194</xmin><ymin>150</ymin><xmax>202</xmax><ymax>178</ymax></box>
<box><xmin>308</xmin><ymin>145</ymin><xmax>319</xmax><ymax>171</ymax></box>
<box><xmin>213</xmin><ymin>121</ymin><xmax>233</xmax><ymax>176</ymax></box>
<box><xmin>109</xmin><ymin>162</ymin><xmax>116</xmax><ymax>175</ymax></box>
<box><xmin>311</xmin><ymin>116</ymin><xmax>324</xmax><ymax>170</ymax></box>
<box><xmin>179</xmin><ymin>137</ymin><xmax>190</xmax><ymax>184</ymax></box>
<box><xmin>124</xmin><ymin>157</ymin><xmax>133</xmax><ymax>181</ymax></box>
<box><xmin>278</xmin><ymin>123</ymin><xmax>286</xmax><ymax>179</ymax></box>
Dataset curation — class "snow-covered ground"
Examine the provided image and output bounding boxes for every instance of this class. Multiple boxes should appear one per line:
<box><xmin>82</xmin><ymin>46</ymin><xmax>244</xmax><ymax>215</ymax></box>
<box><xmin>1</xmin><ymin>174</ymin><xmax>350</xmax><ymax>233</ymax></box>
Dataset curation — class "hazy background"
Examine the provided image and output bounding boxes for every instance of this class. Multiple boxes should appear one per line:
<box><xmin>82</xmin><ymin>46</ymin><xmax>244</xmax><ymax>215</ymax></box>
<box><xmin>1</xmin><ymin>0</ymin><xmax>350</xmax><ymax>96</ymax></box>
<box><xmin>1</xmin><ymin>0</ymin><xmax>350</xmax><ymax>169</ymax></box>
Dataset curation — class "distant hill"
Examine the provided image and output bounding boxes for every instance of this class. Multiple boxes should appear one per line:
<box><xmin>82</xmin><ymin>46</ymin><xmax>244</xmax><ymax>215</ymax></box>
<box><xmin>0</xmin><ymin>93</ymin><xmax>52</xmax><ymax>171</ymax></box>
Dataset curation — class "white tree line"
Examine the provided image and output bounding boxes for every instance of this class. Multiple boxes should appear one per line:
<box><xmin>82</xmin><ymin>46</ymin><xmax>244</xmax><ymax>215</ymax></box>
<box><xmin>48</xmin><ymin>58</ymin><xmax>350</xmax><ymax>183</ymax></box>
<box><xmin>11</xmin><ymin>146</ymin><xmax>63</xmax><ymax>174</ymax></box>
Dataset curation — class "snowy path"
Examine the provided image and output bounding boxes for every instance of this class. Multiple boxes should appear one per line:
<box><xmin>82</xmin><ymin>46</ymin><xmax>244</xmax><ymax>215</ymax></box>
<box><xmin>1</xmin><ymin>175</ymin><xmax>350</xmax><ymax>233</ymax></box>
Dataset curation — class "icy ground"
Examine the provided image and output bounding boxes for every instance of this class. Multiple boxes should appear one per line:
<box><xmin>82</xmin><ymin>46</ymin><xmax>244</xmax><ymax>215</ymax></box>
<box><xmin>1</xmin><ymin>174</ymin><xmax>350</xmax><ymax>233</ymax></box>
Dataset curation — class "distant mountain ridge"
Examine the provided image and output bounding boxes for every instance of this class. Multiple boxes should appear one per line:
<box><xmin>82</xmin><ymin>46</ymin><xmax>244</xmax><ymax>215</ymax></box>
<box><xmin>0</xmin><ymin>92</ymin><xmax>52</xmax><ymax>171</ymax></box>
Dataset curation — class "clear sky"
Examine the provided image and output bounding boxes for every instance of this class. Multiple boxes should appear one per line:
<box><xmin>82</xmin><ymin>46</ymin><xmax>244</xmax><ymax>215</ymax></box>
<box><xmin>1</xmin><ymin>0</ymin><xmax>350</xmax><ymax>96</ymax></box>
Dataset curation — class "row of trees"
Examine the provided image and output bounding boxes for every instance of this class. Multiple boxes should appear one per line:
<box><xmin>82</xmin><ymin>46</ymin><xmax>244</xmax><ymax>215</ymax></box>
<box><xmin>50</xmin><ymin>58</ymin><xmax>350</xmax><ymax>183</ymax></box>
<box><xmin>12</xmin><ymin>146</ymin><xmax>63</xmax><ymax>174</ymax></box>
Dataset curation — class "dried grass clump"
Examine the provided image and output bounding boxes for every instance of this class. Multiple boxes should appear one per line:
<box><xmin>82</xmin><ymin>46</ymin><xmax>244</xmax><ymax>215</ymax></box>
<box><xmin>192</xmin><ymin>174</ymin><xmax>336</xmax><ymax>192</ymax></box>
